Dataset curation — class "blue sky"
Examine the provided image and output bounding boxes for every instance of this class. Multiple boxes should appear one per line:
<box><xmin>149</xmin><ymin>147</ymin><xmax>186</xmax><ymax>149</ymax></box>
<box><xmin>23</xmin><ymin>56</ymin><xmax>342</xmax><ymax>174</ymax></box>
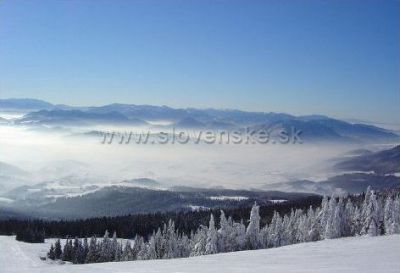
<box><xmin>0</xmin><ymin>0</ymin><xmax>399</xmax><ymax>123</ymax></box>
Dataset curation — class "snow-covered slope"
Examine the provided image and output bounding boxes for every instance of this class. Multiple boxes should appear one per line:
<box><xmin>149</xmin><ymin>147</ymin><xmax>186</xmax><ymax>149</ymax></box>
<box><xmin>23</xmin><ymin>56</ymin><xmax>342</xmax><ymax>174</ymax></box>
<box><xmin>1</xmin><ymin>235</ymin><xmax>399</xmax><ymax>273</ymax></box>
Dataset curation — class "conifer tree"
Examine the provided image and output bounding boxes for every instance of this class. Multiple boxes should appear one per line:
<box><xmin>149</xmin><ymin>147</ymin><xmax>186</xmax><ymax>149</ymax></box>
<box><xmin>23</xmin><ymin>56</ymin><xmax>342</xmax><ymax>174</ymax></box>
<box><xmin>205</xmin><ymin>214</ymin><xmax>218</xmax><ymax>255</ymax></box>
<box><xmin>54</xmin><ymin>239</ymin><xmax>62</xmax><ymax>260</ymax></box>
<box><xmin>47</xmin><ymin>244</ymin><xmax>56</xmax><ymax>260</ymax></box>
<box><xmin>246</xmin><ymin>203</ymin><xmax>261</xmax><ymax>249</ymax></box>
<box><xmin>85</xmin><ymin>236</ymin><xmax>99</xmax><ymax>263</ymax></box>
<box><xmin>217</xmin><ymin>210</ymin><xmax>230</xmax><ymax>252</ymax></box>
<box><xmin>121</xmin><ymin>240</ymin><xmax>133</xmax><ymax>261</ymax></box>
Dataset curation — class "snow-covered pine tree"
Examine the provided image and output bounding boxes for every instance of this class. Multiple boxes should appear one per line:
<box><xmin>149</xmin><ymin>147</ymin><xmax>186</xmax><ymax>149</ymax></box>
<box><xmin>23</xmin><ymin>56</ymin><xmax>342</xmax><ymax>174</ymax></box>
<box><xmin>324</xmin><ymin>195</ymin><xmax>338</xmax><ymax>239</ymax></box>
<box><xmin>132</xmin><ymin>235</ymin><xmax>144</xmax><ymax>260</ymax></box>
<box><xmin>114</xmin><ymin>241</ymin><xmax>123</xmax><ymax>262</ymax></box>
<box><xmin>223</xmin><ymin>216</ymin><xmax>237</xmax><ymax>251</ymax></box>
<box><xmin>177</xmin><ymin>234</ymin><xmax>191</xmax><ymax>258</ymax></box>
<box><xmin>343</xmin><ymin>199</ymin><xmax>354</xmax><ymax>237</ymax></box>
<box><xmin>135</xmin><ymin>236</ymin><xmax>147</xmax><ymax>260</ymax></box>
<box><xmin>308</xmin><ymin>206</ymin><xmax>320</xmax><ymax>242</ymax></box>
<box><xmin>98</xmin><ymin>230</ymin><xmax>112</xmax><ymax>262</ymax></box>
<box><xmin>83</xmin><ymin>237</ymin><xmax>89</xmax><ymax>261</ymax></box>
<box><xmin>282</xmin><ymin>210</ymin><xmax>296</xmax><ymax>245</ymax></box>
<box><xmin>384</xmin><ymin>194</ymin><xmax>400</xmax><ymax>235</ymax></box>
<box><xmin>163</xmin><ymin>220</ymin><xmax>178</xmax><ymax>259</ymax></box>
<box><xmin>72</xmin><ymin>237</ymin><xmax>86</xmax><ymax>264</ymax></box>
<box><xmin>384</xmin><ymin>196</ymin><xmax>395</xmax><ymax>234</ymax></box>
<box><xmin>190</xmin><ymin>225</ymin><xmax>207</xmax><ymax>256</ymax></box>
<box><xmin>146</xmin><ymin>235</ymin><xmax>157</xmax><ymax>260</ymax></box>
<box><xmin>295</xmin><ymin>213</ymin><xmax>306</xmax><ymax>243</ymax></box>
<box><xmin>318</xmin><ymin>195</ymin><xmax>330</xmax><ymax>239</ymax></box>
<box><xmin>121</xmin><ymin>240</ymin><xmax>134</xmax><ymax>261</ymax></box>
<box><xmin>352</xmin><ymin>205</ymin><xmax>363</xmax><ymax>235</ymax></box>
<box><xmin>54</xmin><ymin>239</ymin><xmax>62</xmax><ymax>260</ymax></box>
<box><xmin>393</xmin><ymin>195</ymin><xmax>400</xmax><ymax>234</ymax></box>
<box><xmin>205</xmin><ymin>214</ymin><xmax>218</xmax><ymax>255</ymax></box>
<box><xmin>246</xmin><ymin>202</ymin><xmax>261</xmax><ymax>249</ymax></box>
<box><xmin>61</xmin><ymin>238</ymin><xmax>73</xmax><ymax>261</ymax></box>
<box><xmin>362</xmin><ymin>190</ymin><xmax>381</xmax><ymax>236</ymax></box>
<box><xmin>110</xmin><ymin>231</ymin><xmax>118</xmax><ymax>261</ymax></box>
<box><xmin>361</xmin><ymin>186</ymin><xmax>373</xmax><ymax>233</ymax></box>
<box><xmin>156</xmin><ymin>228</ymin><xmax>165</xmax><ymax>259</ymax></box>
<box><xmin>260</xmin><ymin>224</ymin><xmax>269</xmax><ymax>248</ymax></box>
<box><xmin>47</xmin><ymin>244</ymin><xmax>56</xmax><ymax>260</ymax></box>
<box><xmin>217</xmin><ymin>210</ymin><xmax>229</xmax><ymax>253</ymax></box>
<box><xmin>85</xmin><ymin>236</ymin><xmax>99</xmax><ymax>263</ymax></box>
<box><xmin>234</xmin><ymin>220</ymin><xmax>246</xmax><ymax>251</ymax></box>
<box><xmin>271</xmin><ymin>211</ymin><xmax>284</xmax><ymax>247</ymax></box>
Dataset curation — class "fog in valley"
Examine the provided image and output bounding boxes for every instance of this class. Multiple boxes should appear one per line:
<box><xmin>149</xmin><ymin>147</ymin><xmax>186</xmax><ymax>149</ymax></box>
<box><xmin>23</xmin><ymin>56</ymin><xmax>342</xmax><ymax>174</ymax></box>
<box><xmin>0</xmin><ymin>115</ymin><xmax>376</xmax><ymax>195</ymax></box>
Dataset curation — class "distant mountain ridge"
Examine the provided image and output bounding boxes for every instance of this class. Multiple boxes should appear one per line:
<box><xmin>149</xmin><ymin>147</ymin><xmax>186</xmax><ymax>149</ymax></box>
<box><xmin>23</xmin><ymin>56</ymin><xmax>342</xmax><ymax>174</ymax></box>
<box><xmin>1</xmin><ymin>98</ymin><xmax>399</xmax><ymax>143</ymax></box>
<box><xmin>0</xmin><ymin>98</ymin><xmax>54</xmax><ymax>110</ymax></box>
<box><xmin>0</xmin><ymin>184</ymin><xmax>316</xmax><ymax>219</ymax></box>
<box><xmin>334</xmin><ymin>145</ymin><xmax>400</xmax><ymax>174</ymax></box>
<box><xmin>17</xmin><ymin>109</ymin><xmax>147</xmax><ymax>126</ymax></box>
<box><xmin>264</xmin><ymin>145</ymin><xmax>400</xmax><ymax>194</ymax></box>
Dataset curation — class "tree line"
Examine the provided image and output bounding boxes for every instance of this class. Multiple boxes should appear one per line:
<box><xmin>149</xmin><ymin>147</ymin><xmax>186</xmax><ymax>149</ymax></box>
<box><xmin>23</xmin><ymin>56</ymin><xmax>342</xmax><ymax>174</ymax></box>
<box><xmin>0</xmin><ymin>195</ymin><xmax>322</xmax><ymax>241</ymax></box>
<box><xmin>47</xmin><ymin>187</ymin><xmax>400</xmax><ymax>264</ymax></box>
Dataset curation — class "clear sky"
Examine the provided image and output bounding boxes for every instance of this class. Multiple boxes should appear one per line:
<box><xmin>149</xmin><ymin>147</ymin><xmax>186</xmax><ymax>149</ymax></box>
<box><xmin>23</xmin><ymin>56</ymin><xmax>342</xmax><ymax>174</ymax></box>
<box><xmin>0</xmin><ymin>0</ymin><xmax>399</xmax><ymax>123</ymax></box>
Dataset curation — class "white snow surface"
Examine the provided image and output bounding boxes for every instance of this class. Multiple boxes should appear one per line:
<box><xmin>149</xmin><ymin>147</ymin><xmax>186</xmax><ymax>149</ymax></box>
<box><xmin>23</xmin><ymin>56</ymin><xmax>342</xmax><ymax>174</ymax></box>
<box><xmin>209</xmin><ymin>196</ymin><xmax>248</xmax><ymax>201</ymax></box>
<box><xmin>268</xmin><ymin>199</ymin><xmax>287</xmax><ymax>203</ymax></box>
<box><xmin>1</xmin><ymin>235</ymin><xmax>400</xmax><ymax>273</ymax></box>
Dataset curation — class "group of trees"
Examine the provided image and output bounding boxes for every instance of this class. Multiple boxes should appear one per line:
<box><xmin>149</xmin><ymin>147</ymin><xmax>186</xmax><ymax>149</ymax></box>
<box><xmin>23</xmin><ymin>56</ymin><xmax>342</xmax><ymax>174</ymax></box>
<box><xmin>48</xmin><ymin>187</ymin><xmax>400</xmax><ymax>264</ymax></box>
<box><xmin>15</xmin><ymin>226</ymin><xmax>45</xmax><ymax>243</ymax></box>
<box><xmin>0</xmin><ymin>195</ymin><xmax>322</xmax><ymax>240</ymax></box>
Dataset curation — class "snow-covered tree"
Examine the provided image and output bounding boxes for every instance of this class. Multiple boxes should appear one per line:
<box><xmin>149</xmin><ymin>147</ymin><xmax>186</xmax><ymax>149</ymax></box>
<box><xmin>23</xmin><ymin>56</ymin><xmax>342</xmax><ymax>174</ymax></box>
<box><xmin>362</xmin><ymin>190</ymin><xmax>381</xmax><ymax>236</ymax></box>
<box><xmin>178</xmin><ymin>234</ymin><xmax>191</xmax><ymax>257</ymax></box>
<box><xmin>318</xmin><ymin>195</ymin><xmax>330</xmax><ymax>239</ymax></box>
<box><xmin>191</xmin><ymin>225</ymin><xmax>207</xmax><ymax>256</ymax></box>
<box><xmin>384</xmin><ymin>197</ymin><xmax>395</xmax><ymax>234</ymax></box>
<box><xmin>217</xmin><ymin>210</ymin><xmax>230</xmax><ymax>252</ymax></box>
<box><xmin>246</xmin><ymin>203</ymin><xmax>261</xmax><ymax>249</ymax></box>
<box><xmin>61</xmin><ymin>239</ymin><xmax>73</xmax><ymax>261</ymax></box>
<box><xmin>135</xmin><ymin>236</ymin><xmax>147</xmax><ymax>260</ymax></box>
<box><xmin>54</xmin><ymin>239</ymin><xmax>62</xmax><ymax>260</ymax></box>
<box><xmin>133</xmin><ymin>235</ymin><xmax>145</xmax><ymax>259</ymax></box>
<box><xmin>234</xmin><ymin>220</ymin><xmax>246</xmax><ymax>251</ymax></box>
<box><xmin>343</xmin><ymin>199</ymin><xmax>354</xmax><ymax>236</ymax></box>
<box><xmin>308</xmin><ymin>207</ymin><xmax>321</xmax><ymax>241</ymax></box>
<box><xmin>282</xmin><ymin>210</ymin><xmax>296</xmax><ymax>245</ymax></box>
<box><xmin>324</xmin><ymin>196</ymin><xmax>338</xmax><ymax>239</ymax></box>
<box><xmin>72</xmin><ymin>237</ymin><xmax>86</xmax><ymax>264</ymax></box>
<box><xmin>110</xmin><ymin>231</ymin><xmax>118</xmax><ymax>261</ymax></box>
<box><xmin>47</xmin><ymin>244</ymin><xmax>56</xmax><ymax>260</ymax></box>
<box><xmin>98</xmin><ymin>230</ymin><xmax>112</xmax><ymax>262</ymax></box>
<box><xmin>121</xmin><ymin>240</ymin><xmax>133</xmax><ymax>261</ymax></box>
<box><xmin>46</xmin><ymin>186</ymin><xmax>400</xmax><ymax>265</ymax></box>
<box><xmin>85</xmin><ymin>236</ymin><xmax>99</xmax><ymax>263</ymax></box>
<box><xmin>205</xmin><ymin>214</ymin><xmax>218</xmax><ymax>255</ymax></box>
<box><xmin>114</xmin><ymin>241</ymin><xmax>123</xmax><ymax>262</ymax></box>
<box><xmin>269</xmin><ymin>211</ymin><xmax>283</xmax><ymax>247</ymax></box>
<box><xmin>384</xmin><ymin>194</ymin><xmax>400</xmax><ymax>234</ymax></box>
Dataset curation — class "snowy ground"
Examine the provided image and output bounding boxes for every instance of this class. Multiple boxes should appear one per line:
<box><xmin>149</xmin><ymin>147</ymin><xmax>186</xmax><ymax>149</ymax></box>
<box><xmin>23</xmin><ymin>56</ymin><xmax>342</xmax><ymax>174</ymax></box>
<box><xmin>1</xmin><ymin>235</ymin><xmax>399</xmax><ymax>273</ymax></box>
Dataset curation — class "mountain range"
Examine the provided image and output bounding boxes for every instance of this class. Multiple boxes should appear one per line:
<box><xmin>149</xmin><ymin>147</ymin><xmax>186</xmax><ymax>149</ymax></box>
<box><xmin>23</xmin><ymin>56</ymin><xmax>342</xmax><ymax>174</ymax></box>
<box><xmin>264</xmin><ymin>145</ymin><xmax>400</xmax><ymax>194</ymax></box>
<box><xmin>1</xmin><ymin>98</ymin><xmax>398</xmax><ymax>143</ymax></box>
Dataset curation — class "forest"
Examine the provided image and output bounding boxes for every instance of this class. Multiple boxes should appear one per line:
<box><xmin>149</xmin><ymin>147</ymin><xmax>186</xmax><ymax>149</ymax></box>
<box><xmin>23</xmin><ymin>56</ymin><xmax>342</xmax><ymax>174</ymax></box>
<box><xmin>0</xmin><ymin>195</ymin><xmax>322</xmax><ymax>239</ymax></box>
<box><xmin>43</xmin><ymin>187</ymin><xmax>400</xmax><ymax>264</ymax></box>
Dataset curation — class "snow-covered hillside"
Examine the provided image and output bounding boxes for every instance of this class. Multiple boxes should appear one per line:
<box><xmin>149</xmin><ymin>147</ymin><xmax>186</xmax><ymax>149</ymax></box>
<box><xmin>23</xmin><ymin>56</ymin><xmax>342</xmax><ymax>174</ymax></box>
<box><xmin>1</xmin><ymin>235</ymin><xmax>399</xmax><ymax>273</ymax></box>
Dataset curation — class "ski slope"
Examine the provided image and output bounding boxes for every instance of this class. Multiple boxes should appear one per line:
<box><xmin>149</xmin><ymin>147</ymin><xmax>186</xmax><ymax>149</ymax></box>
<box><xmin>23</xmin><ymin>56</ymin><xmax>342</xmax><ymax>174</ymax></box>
<box><xmin>1</xmin><ymin>235</ymin><xmax>399</xmax><ymax>273</ymax></box>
